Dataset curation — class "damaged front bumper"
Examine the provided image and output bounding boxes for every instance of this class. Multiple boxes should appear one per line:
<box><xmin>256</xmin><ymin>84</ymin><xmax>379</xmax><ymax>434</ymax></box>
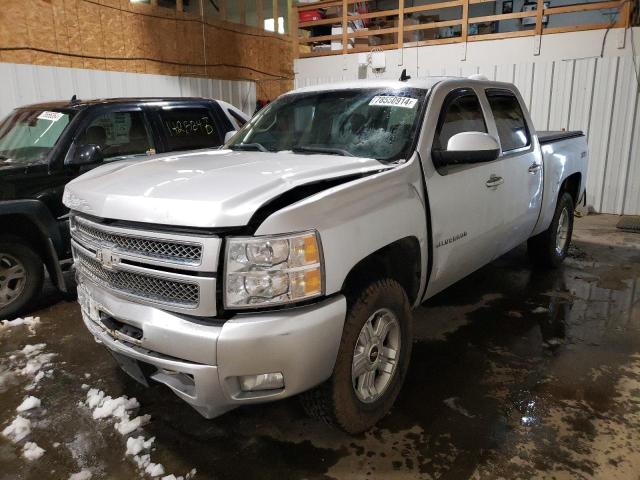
<box><xmin>78</xmin><ymin>279</ymin><xmax>346</xmax><ymax>419</ymax></box>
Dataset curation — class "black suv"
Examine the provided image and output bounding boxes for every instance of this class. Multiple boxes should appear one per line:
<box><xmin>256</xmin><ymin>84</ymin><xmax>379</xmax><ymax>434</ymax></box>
<box><xmin>0</xmin><ymin>97</ymin><xmax>248</xmax><ymax>318</ymax></box>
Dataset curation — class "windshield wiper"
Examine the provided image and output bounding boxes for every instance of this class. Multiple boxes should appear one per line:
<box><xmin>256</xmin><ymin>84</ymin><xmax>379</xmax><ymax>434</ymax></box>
<box><xmin>292</xmin><ymin>146</ymin><xmax>354</xmax><ymax>157</ymax></box>
<box><xmin>230</xmin><ymin>143</ymin><xmax>269</xmax><ymax>152</ymax></box>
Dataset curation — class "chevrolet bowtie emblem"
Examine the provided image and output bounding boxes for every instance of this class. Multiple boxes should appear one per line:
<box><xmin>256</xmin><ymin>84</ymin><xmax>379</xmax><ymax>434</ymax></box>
<box><xmin>96</xmin><ymin>246</ymin><xmax>119</xmax><ymax>271</ymax></box>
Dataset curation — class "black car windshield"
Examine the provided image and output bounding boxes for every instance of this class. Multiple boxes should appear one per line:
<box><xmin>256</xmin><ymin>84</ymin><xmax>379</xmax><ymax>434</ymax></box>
<box><xmin>226</xmin><ymin>88</ymin><xmax>428</xmax><ymax>161</ymax></box>
<box><xmin>0</xmin><ymin>108</ymin><xmax>75</xmax><ymax>165</ymax></box>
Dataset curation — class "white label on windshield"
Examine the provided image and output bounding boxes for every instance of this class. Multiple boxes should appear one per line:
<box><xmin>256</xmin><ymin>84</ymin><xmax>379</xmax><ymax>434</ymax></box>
<box><xmin>369</xmin><ymin>96</ymin><xmax>417</xmax><ymax>109</ymax></box>
<box><xmin>38</xmin><ymin>111</ymin><xmax>64</xmax><ymax>122</ymax></box>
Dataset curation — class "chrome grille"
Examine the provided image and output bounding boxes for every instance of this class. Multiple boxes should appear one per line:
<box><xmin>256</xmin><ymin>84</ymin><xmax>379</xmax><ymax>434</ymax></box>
<box><xmin>72</xmin><ymin>216</ymin><xmax>202</xmax><ymax>265</ymax></box>
<box><xmin>75</xmin><ymin>247</ymin><xmax>199</xmax><ymax>308</ymax></box>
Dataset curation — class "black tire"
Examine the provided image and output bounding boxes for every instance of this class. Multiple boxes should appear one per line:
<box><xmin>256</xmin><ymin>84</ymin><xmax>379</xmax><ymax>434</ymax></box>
<box><xmin>300</xmin><ymin>278</ymin><xmax>413</xmax><ymax>434</ymax></box>
<box><xmin>528</xmin><ymin>192</ymin><xmax>574</xmax><ymax>269</ymax></box>
<box><xmin>0</xmin><ymin>237</ymin><xmax>44</xmax><ymax>319</ymax></box>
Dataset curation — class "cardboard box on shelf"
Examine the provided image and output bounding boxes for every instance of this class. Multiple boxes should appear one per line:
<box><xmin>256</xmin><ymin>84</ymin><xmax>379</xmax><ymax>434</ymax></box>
<box><xmin>331</xmin><ymin>26</ymin><xmax>355</xmax><ymax>50</ymax></box>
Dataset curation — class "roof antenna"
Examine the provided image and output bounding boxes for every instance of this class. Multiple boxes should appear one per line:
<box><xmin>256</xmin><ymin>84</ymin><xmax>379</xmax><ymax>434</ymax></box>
<box><xmin>399</xmin><ymin>69</ymin><xmax>411</xmax><ymax>82</ymax></box>
<box><xmin>70</xmin><ymin>94</ymin><xmax>78</xmax><ymax>103</ymax></box>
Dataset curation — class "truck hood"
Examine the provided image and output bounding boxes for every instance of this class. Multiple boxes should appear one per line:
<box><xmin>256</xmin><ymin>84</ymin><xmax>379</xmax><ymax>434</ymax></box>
<box><xmin>63</xmin><ymin>149</ymin><xmax>388</xmax><ymax>228</ymax></box>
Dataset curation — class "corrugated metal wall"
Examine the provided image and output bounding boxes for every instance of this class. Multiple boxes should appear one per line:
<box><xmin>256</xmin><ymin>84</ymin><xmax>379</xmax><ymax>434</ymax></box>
<box><xmin>294</xmin><ymin>32</ymin><xmax>640</xmax><ymax>215</ymax></box>
<box><xmin>0</xmin><ymin>62</ymin><xmax>256</xmax><ymax>118</ymax></box>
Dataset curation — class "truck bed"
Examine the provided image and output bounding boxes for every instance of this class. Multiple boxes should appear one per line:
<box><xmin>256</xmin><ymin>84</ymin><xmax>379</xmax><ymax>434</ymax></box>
<box><xmin>538</xmin><ymin>130</ymin><xmax>584</xmax><ymax>145</ymax></box>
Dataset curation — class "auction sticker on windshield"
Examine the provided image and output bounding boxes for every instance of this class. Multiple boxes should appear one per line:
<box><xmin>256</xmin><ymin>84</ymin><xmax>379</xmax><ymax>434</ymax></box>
<box><xmin>37</xmin><ymin>111</ymin><xmax>65</xmax><ymax>122</ymax></box>
<box><xmin>369</xmin><ymin>96</ymin><xmax>417</xmax><ymax>108</ymax></box>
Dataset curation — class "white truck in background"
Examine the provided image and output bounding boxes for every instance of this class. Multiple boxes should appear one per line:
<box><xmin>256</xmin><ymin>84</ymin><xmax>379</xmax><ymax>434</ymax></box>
<box><xmin>63</xmin><ymin>76</ymin><xmax>587</xmax><ymax>433</ymax></box>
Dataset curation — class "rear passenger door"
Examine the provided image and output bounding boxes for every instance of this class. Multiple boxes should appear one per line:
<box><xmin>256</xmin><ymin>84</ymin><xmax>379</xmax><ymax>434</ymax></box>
<box><xmin>423</xmin><ymin>88</ymin><xmax>506</xmax><ymax>297</ymax></box>
<box><xmin>151</xmin><ymin>105</ymin><xmax>225</xmax><ymax>153</ymax></box>
<box><xmin>484</xmin><ymin>89</ymin><xmax>543</xmax><ymax>255</ymax></box>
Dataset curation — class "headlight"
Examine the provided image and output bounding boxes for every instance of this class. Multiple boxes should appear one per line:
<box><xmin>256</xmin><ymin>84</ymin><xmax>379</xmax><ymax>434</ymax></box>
<box><xmin>224</xmin><ymin>231</ymin><xmax>323</xmax><ymax>309</ymax></box>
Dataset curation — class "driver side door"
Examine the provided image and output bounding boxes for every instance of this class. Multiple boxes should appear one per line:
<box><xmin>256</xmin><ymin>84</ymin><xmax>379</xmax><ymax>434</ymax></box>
<box><xmin>422</xmin><ymin>87</ymin><xmax>506</xmax><ymax>299</ymax></box>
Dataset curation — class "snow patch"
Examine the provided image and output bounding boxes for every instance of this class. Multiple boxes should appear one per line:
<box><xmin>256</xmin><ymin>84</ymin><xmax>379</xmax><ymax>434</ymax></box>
<box><xmin>22</xmin><ymin>441</ymin><xmax>45</xmax><ymax>461</ymax></box>
<box><xmin>0</xmin><ymin>316</ymin><xmax>40</xmax><ymax>333</ymax></box>
<box><xmin>21</xmin><ymin>343</ymin><xmax>46</xmax><ymax>357</ymax></box>
<box><xmin>126</xmin><ymin>435</ymin><xmax>155</xmax><ymax>456</ymax></box>
<box><xmin>2</xmin><ymin>415</ymin><xmax>31</xmax><ymax>442</ymax></box>
<box><xmin>68</xmin><ymin>469</ymin><xmax>92</xmax><ymax>480</ymax></box>
<box><xmin>16</xmin><ymin>395</ymin><xmax>41</xmax><ymax>412</ymax></box>
<box><xmin>116</xmin><ymin>414</ymin><xmax>151</xmax><ymax>436</ymax></box>
<box><xmin>21</xmin><ymin>353</ymin><xmax>56</xmax><ymax>376</ymax></box>
<box><xmin>92</xmin><ymin>395</ymin><xmax>139</xmax><ymax>420</ymax></box>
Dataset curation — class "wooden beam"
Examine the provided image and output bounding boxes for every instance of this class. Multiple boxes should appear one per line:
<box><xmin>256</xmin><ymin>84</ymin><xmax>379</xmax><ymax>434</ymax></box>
<box><xmin>348</xmin><ymin>26</ymin><xmax>399</xmax><ymax>37</ymax></box>
<box><xmin>299</xmin><ymin>17</ymin><xmax>342</xmax><ymax>27</ymax></box>
<box><xmin>349</xmin><ymin>9</ymin><xmax>400</xmax><ymax>21</ymax></box>
<box><xmin>397</xmin><ymin>0</ymin><xmax>404</xmax><ymax>50</ymax></box>
<box><xmin>462</xmin><ymin>0</ymin><xmax>469</xmax><ymax>43</ymax></box>
<box><xmin>616</xmin><ymin>0</ymin><xmax>631</xmax><ymax>27</ymax></box>
<box><xmin>342</xmin><ymin>0</ymin><xmax>348</xmax><ymax>53</ymax></box>
<box><xmin>535</xmin><ymin>0</ymin><xmax>544</xmax><ymax>36</ymax></box>
<box><xmin>273</xmin><ymin>0</ymin><xmax>279</xmax><ymax>32</ymax></box>
<box><xmin>287</xmin><ymin>0</ymin><xmax>293</xmax><ymax>34</ymax></box>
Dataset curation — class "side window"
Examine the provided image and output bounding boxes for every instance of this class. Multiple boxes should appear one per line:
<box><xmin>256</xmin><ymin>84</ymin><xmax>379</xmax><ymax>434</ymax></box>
<box><xmin>486</xmin><ymin>91</ymin><xmax>530</xmax><ymax>152</ymax></box>
<box><xmin>434</xmin><ymin>90</ymin><xmax>487</xmax><ymax>151</ymax></box>
<box><xmin>159</xmin><ymin>108</ymin><xmax>223</xmax><ymax>151</ymax></box>
<box><xmin>78</xmin><ymin>111</ymin><xmax>153</xmax><ymax>161</ymax></box>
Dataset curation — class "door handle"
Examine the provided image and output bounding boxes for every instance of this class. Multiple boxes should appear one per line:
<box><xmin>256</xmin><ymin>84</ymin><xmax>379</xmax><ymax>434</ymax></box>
<box><xmin>485</xmin><ymin>175</ymin><xmax>504</xmax><ymax>188</ymax></box>
<box><xmin>528</xmin><ymin>163</ymin><xmax>542</xmax><ymax>173</ymax></box>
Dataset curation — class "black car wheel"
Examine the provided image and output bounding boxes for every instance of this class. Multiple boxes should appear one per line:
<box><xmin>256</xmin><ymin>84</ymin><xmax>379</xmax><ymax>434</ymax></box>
<box><xmin>0</xmin><ymin>238</ymin><xmax>44</xmax><ymax>319</ymax></box>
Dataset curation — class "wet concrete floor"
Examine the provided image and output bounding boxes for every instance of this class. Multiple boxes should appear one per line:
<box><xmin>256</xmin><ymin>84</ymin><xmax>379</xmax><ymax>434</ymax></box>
<box><xmin>1</xmin><ymin>214</ymin><xmax>639</xmax><ymax>480</ymax></box>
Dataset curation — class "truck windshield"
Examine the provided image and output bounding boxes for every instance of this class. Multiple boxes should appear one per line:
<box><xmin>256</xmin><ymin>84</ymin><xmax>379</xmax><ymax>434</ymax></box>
<box><xmin>226</xmin><ymin>88</ymin><xmax>427</xmax><ymax>161</ymax></box>
<box><xmin>0</xmin><ymin>109</ymin><xmax>74</xmax><ymax>165</ymax></box>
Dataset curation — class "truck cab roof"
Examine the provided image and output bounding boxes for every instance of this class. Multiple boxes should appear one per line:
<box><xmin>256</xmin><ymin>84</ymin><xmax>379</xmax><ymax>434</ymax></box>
<box><xmin>287</xmin><ymin>76</ymin><xmax>517</xmax><ymax>96</ymax></box>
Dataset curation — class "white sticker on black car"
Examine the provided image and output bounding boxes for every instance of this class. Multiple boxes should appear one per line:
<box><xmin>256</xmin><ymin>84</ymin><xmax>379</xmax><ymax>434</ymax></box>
<box><xmin>37</xmin><ymin>111</ymin><xmax>65</xmax><ymax>122</ymax></box>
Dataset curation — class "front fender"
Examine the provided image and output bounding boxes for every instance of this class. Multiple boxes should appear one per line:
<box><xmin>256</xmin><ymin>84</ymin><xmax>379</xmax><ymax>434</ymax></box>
<box><xmin>0</xmin><ymin>199</ymin><xmax>67</xmax><ymax>291</ymax></box>
<box><xmin>255</xmin><ymin>158</ymin><xmax>428</xmax><ymax>302</ymax></box>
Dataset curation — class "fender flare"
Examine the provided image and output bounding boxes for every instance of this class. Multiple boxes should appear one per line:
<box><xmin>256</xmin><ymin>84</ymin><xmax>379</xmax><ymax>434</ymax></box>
<box><xmin>0</xmin><ymin>199</ymin><xmax>67</xmax><ymax>292</ymax></box>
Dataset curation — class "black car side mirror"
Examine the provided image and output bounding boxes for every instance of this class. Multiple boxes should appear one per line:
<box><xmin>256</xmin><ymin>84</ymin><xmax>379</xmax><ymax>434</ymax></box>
<box><xmin>68</xmin><ymin>144</ymin><xmax>103</xmax><ymax>166</ymax></box>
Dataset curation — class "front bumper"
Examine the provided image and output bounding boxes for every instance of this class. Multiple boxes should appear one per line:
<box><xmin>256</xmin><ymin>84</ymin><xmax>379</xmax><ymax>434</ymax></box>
<box><xmin>78</xmin><ymin>278</ymin><xmax>347</xmax><ymax>419</ymax></box>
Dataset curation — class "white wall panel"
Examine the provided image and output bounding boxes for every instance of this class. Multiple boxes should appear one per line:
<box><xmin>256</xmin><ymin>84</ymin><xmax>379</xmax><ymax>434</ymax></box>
<box><xmin>295</xmin><ymin>27</ymin><xmax>640</xmax><ymax>215</ymax></box>
<box><xmin>0</xmin><ymin>62</ymin><xmax>256</xmax><ymax>118</ymax></box>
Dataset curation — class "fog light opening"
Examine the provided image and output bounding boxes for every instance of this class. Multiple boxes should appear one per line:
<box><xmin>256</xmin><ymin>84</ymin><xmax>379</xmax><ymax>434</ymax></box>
<box><xmin>239</xmin><ymin>372</ymin><xmax>284</xmax><ymax>392</ymax></box>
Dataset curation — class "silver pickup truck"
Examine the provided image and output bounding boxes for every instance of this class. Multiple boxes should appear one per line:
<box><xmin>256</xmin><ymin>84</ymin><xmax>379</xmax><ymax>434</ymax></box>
<box><xmin>63</xmin><ymin>77</ymin><xmax>588</xmax><ymax>433</ymax></box>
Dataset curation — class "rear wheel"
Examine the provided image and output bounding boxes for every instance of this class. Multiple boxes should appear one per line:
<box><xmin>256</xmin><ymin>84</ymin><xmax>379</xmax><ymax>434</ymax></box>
<box><xmin>301</xmin><ymin>278</ymin><xmax>413</xmax><ymax>434</ymax></box>
<box><xmin>0</xmin><ymin>239</ymin><xmax>44</xmax><ymax>319</ymax></box>
<box><xmin>528</xmin><ymin>192</ymin><xmax>574</xmax><ymax>268</ymax></box>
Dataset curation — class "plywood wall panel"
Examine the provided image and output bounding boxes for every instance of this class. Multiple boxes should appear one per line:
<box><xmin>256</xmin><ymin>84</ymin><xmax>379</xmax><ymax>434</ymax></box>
<box><xmin>0</xmin><ymin>0</ymin><xmax>292</xmax><ymax>100</ymax></box>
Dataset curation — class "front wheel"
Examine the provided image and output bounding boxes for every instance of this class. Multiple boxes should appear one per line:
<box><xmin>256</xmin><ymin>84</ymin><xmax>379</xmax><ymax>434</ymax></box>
<box><xmin>0</xmin><ymin>238</ymin><xmax>44</xmax><ymax>319</ymax></box>
<box><xmin>301</xmin><ymin>278</ymin><xmax>413</xmax><ymax>434</ymax></box>
<box><xmin>528</xmin><ymin>192</ymin><xmax>574</xmax><ymax>268</ymax></box>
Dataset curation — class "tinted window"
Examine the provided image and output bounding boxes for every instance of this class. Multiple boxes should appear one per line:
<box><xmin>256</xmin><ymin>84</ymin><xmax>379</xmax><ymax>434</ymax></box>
<box><xmin>78</xmin><ymin>111</ymin><xmax>153</xmax><ymax>161</ymax></box>
<box><xmin>486</xmin><ymin>91</ymin><xmax>530</xmax><ymax>151</ymax></box>
<box><xmin>434</xmin><ymin>91</ymin><xmax>487</xmax><ymax>150</ymax></box>
<box><xmin>159</xmin><ymin>108</ymin><xmax>222</xmax><ymax>151</ymax></box>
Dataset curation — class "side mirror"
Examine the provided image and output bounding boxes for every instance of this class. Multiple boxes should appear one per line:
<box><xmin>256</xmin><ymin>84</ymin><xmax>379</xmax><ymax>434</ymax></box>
<box><xmin>432</xmin><ymin>132</ymin><xmax>500</xmax><ymax>167</ymax></box>
<box><xmin>68</xmin><ymin>144</ymin><xmax>103</xmax><ymax>166</ymax></box>
<box><xmin>224</xmin><ymin>130</ymin><xmax>237</xmax><ymax>143</ymax></box>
